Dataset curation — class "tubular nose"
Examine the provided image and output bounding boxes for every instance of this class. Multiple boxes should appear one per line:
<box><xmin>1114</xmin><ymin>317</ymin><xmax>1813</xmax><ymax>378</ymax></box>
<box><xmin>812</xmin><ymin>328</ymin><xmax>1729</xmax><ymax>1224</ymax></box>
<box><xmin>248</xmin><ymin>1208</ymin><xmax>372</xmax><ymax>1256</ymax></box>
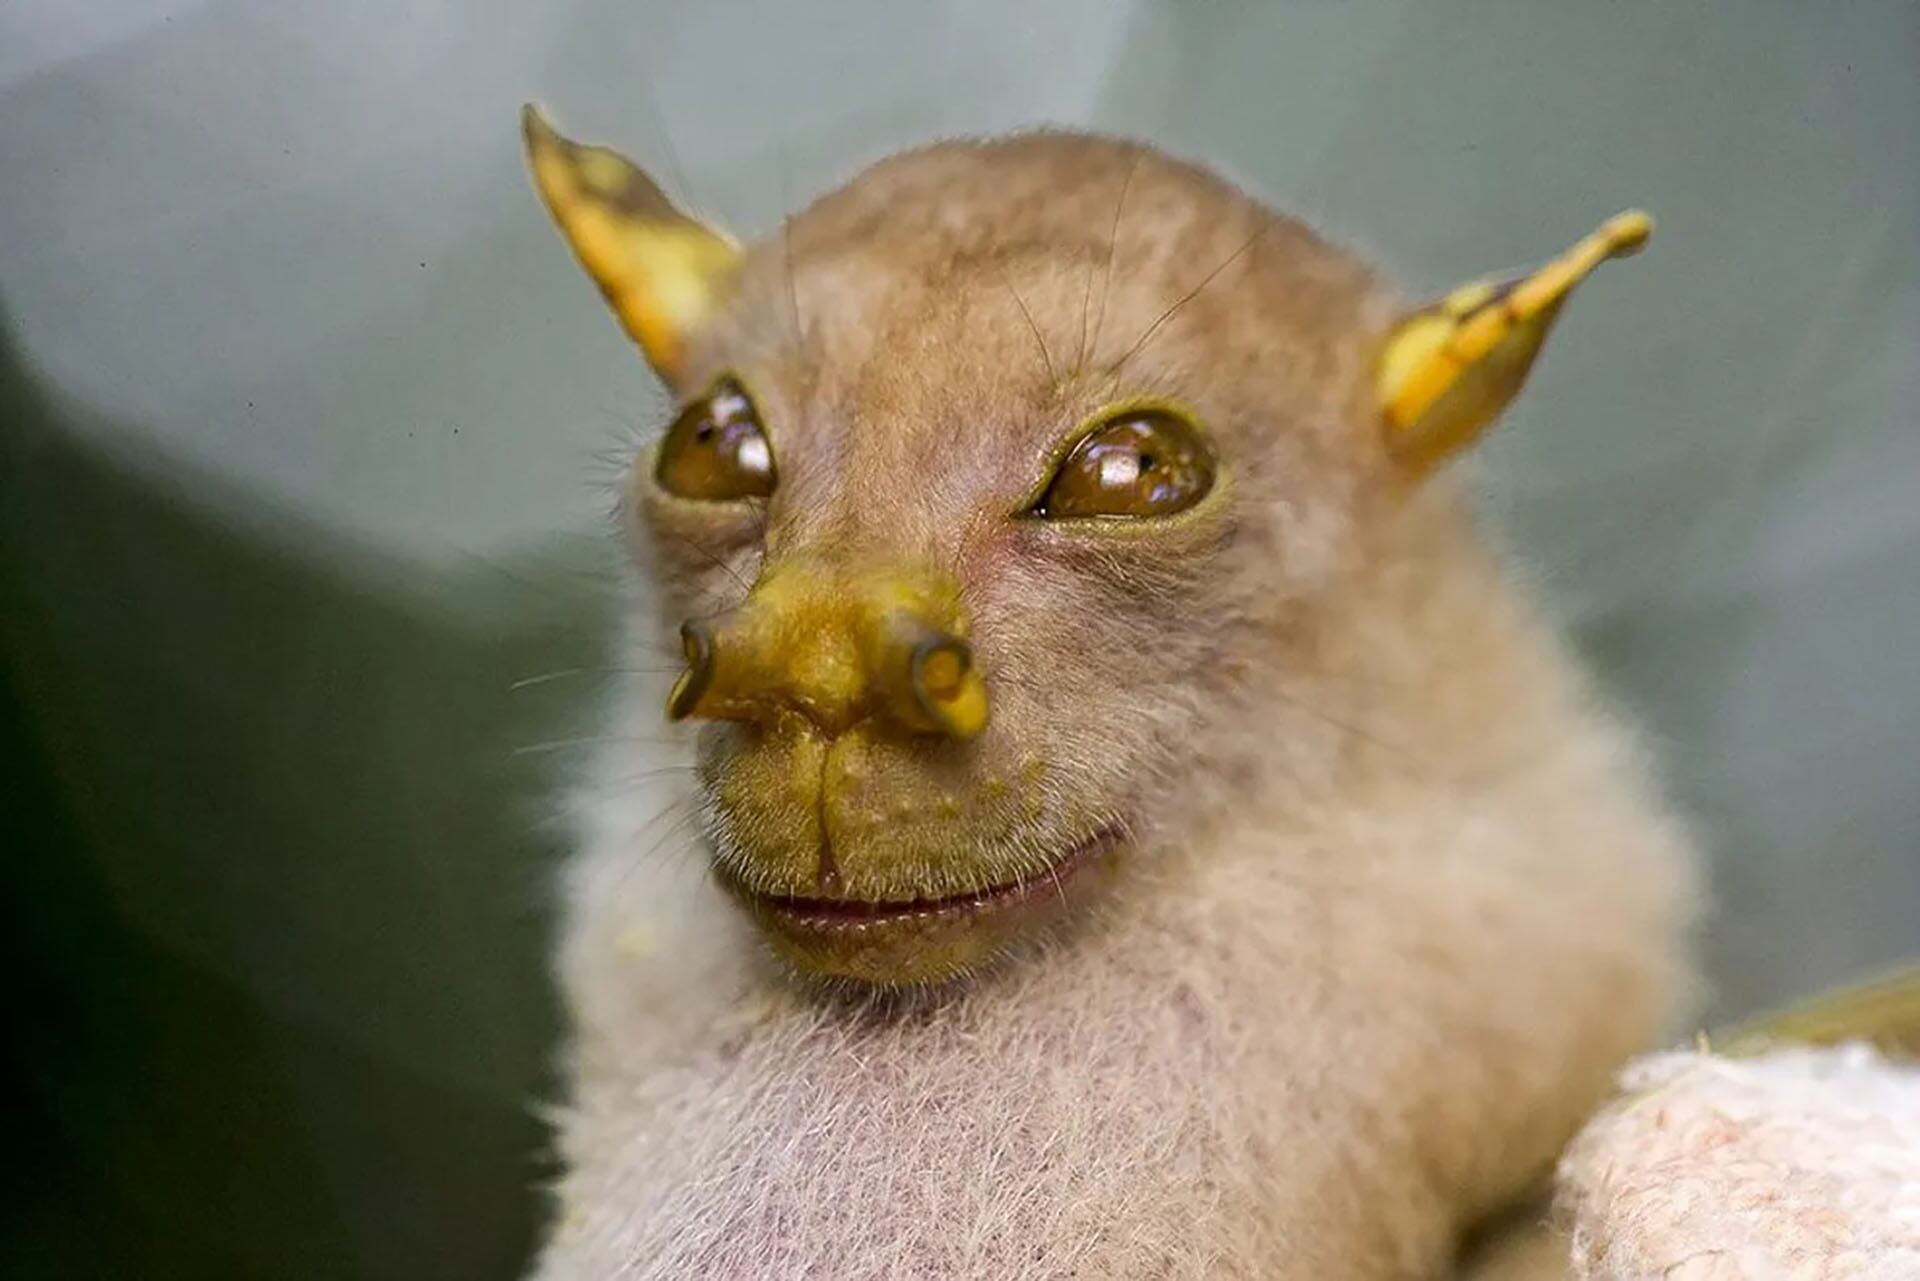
<box><xmin>663</xmin><ymin>608</ymin><xmax>867</xmax><ymax>731</ymax></box>
<box><xmin>661</xmin><ymin>571</ymin><xmax>991</xmax><ymax>741</ymax></box>
<box><xmin>885</xmin><ymin>615</ymin><xmax>990</xmax><ymax>741</ymax></box>
<box><xmin>665</xmin><ymin>620</ymin><xmax>716</xmax><ymax>721</ymax></box>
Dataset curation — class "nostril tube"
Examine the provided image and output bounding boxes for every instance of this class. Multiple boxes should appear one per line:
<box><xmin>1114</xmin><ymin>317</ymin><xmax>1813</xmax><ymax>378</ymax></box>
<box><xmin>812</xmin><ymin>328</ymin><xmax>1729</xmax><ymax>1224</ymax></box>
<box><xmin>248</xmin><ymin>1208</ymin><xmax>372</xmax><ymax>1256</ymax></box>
<box><xmin>909</xmin><ymin>633</ymin><xmax>990</xmax><ymax>741</ymax></box>
<box><xmin>666</xmin><ymin>619</ymin><xmax>716</xmax><ymax>721</ymax></box>
<box><xmin>916</xmin><ymin>639</ymin><xmax>968</xmax><ymax>701</ymax></box>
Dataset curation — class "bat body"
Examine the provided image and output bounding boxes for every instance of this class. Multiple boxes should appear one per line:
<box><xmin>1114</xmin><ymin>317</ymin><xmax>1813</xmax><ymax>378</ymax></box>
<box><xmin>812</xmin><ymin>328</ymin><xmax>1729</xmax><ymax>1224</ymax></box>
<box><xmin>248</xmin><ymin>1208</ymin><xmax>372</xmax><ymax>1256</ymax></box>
<box><xmin>524</xmin><ymin>117</ymin><xmax>1699</xmax><ymax>1278</ymax></box>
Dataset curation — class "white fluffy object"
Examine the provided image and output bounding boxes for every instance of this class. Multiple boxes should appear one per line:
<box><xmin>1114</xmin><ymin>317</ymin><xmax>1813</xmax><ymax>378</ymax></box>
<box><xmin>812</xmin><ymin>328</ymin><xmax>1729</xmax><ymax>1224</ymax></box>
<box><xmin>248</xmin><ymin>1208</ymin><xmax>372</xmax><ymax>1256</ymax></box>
<box><xmin>1556</xmin><ymin>1044</ymin><xmax>1920</xmax><ymax>1280</ymax></box>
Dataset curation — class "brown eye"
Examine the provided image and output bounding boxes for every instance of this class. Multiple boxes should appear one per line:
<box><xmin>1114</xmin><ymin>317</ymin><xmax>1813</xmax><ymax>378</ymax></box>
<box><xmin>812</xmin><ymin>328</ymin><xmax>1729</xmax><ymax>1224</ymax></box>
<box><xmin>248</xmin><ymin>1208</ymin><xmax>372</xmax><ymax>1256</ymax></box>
<box><xmin>655</xmin><ymin>376</ymin><xmax>776</xmax><ymax>500</ymax></box>
<box><xmin>1032</xmin><ymin>408</ymin><xmax>1214</xmax><ymax>519</ymax></box>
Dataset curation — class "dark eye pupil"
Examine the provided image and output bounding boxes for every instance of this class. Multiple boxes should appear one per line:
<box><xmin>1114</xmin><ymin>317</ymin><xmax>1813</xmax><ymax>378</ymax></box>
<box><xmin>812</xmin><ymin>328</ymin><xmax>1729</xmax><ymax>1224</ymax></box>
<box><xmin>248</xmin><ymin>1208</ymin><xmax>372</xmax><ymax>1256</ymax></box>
<box><xmin>1138</xmin><ymin>453</ymin><xmax>1157</xmax><ymax>472</ymax></box>
<box><xmin>695</xmin><ymin>425</ymin><xmax>714</xmax><ymax>443</ymax></box>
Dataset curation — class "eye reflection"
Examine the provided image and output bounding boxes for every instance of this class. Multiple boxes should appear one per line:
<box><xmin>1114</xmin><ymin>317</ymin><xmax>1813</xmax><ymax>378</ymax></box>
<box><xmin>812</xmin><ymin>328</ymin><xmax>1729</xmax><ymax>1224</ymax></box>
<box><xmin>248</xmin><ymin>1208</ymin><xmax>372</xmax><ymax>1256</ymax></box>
<box><xmin>654</xmin><ymin>375</ymin><xmax>777</xmax><ymax>501</ymax></box>
<box><xmin>1032</xmin><ymin>409</ymin><xmax>1214</xmax><ymax>519</ymax></box>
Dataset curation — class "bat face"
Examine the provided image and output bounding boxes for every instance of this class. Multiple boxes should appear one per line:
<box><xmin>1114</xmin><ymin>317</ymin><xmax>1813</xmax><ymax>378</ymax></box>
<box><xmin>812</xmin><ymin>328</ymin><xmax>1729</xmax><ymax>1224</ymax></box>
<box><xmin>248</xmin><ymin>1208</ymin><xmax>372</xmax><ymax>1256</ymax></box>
<box><xmin>524</xmin><ymin>113</ymin><xmax>1650</xmax><ymax>987</ymax></box>
<box><xmin>623</xmin><ymin>137</ymin><xmax>1391</xmax><ymax>985</ymax></box>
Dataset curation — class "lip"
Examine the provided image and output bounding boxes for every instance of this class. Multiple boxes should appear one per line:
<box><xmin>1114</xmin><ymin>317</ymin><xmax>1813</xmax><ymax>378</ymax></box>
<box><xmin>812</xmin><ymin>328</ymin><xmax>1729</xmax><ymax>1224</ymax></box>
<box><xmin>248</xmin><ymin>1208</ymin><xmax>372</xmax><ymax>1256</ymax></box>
<box><xmin>741</xmin><ymin>825</ymin><xmax>1122</xmax><ymax>928</ymax></box>
<box><xmin>714</xmin><ymin>826</ymin><xmax>1124</xmax><ymax>985</ymax></box>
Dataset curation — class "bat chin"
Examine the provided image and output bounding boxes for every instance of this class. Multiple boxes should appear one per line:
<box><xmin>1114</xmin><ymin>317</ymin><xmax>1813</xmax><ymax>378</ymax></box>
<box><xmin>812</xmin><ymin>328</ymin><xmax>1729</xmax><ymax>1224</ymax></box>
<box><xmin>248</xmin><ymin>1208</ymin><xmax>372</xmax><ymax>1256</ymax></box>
<box><xmin>714</xmin><ymin>826</ymin><xmax>1125</xmax><ymax>987</ymax></box>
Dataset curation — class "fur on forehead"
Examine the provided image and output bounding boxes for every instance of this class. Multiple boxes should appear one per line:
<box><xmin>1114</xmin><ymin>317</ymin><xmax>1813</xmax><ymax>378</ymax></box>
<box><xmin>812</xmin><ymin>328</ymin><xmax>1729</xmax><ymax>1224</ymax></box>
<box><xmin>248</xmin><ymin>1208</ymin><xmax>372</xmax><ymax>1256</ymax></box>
<box><xmin>702</xmin><ymin>132</ymin><xmax>1396</xmax><ymax>388</ymax></box>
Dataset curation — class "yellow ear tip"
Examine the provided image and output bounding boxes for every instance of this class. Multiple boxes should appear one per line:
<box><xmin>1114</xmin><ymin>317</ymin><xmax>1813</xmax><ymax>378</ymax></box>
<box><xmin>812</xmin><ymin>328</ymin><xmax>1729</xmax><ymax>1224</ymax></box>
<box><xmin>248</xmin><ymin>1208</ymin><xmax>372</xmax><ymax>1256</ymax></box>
<box><xmin>521</xmin><ymin>102</ymin><xmax>564</xmax><ymax>156</ymax></box>
<box><xmin>1376</xmin><ymin>206</ymin><xmax>1658</xmax><ymax>475</ymax></box>
<box><xmin>520</xmin><ymin>104</ymin><xmax>740</xmax><ymax>385</ymax></box>
<box><xmin>1599</xmin><ymin>209</ymin><xmax>1655</xmax><ymax>258</ymax></box>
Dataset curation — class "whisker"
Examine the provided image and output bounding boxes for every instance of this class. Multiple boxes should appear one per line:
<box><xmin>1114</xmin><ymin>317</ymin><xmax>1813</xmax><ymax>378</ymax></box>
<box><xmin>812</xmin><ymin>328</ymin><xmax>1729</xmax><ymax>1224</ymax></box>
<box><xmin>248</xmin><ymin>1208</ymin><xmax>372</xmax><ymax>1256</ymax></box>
<box><xmin>449</xmin><ymin>547</ymin><xmax>607</xmax><ymax>609</ymax></box>
<box><xmin>509</xmin><ymin>665</ymin><xmax>681</xmax><ymax>691</ymax></box>
<box><xmin>638</xmin><ymin>90</ymin><xmax>699</xmax><ymax>228</ymax></box>
<box><xmin>513</xmin><ymin>733</ymin><xmax>683</xmax><ymax>757</ymax></box>
<box><xmin>996</xmin><ymin>261</ymin><xmax>1057</xmax><ymax>386</ymax></box>
<box><xmin>662</xmin><ymin>528</ymin><xmax>755</xmax><ymax>597</ymax></box>
<box><xmin>1107</xmin><ymin>216</ymin><xmax>1274</xmax><ymax>381</ymax></box>
<box><xmin>634</xmin><ymin>803</ymin><xmax>704</xmax><ymax>872</ymax></box>
<box><xmin>1077</xmin><ymin>152</ymin><xmax>1143</xmax><ymax>376</ymax></box>
<box><xmin>511</xmin><ymin>667</ymin><xmax>591</xmax><ymax>691</ymax></box>
<box><xmin>1087</xmin><ymin>151</ymin><xmax>1143</xmax><ymax>372</ymax></box>
<box><xmin>1265</xmin><ymin>680</ymin><xmax>1418</xmax><ymax>764</ymax></box>
<box><xmin>772</xmin><ymin>142</ymin><xmax>810</xmax><ymax>364</ymax></box>
<box><xmin>604</xmin><ymin>796</ymin><xmax>704</xmax><ymax>899</ymax></box>
<box><xmin>584</xmin><ymin>764</ymin><xmax>702</xmax><ymax>798</ymax></box>
<box><xmin>781</xmin><ymin>212</ymin><xmax>807</xmax><ymax>359</ymax></box>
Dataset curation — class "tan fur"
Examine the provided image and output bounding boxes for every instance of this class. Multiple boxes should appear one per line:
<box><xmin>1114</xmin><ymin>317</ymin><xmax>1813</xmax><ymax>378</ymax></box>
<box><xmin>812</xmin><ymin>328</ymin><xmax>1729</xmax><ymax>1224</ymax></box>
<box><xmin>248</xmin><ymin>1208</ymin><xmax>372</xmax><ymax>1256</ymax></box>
<box><xmin>533</xmin><ymin>133</ymin><xmax>1699</xmax><ymax>1278</ymax></box>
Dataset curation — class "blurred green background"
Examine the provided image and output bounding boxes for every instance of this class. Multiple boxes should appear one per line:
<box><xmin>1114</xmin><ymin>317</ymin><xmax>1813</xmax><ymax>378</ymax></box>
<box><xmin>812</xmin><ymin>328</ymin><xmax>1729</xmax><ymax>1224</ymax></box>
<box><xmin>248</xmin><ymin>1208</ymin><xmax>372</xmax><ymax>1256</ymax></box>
<box><xmin>2</xmin><ymin>2</ymin><xmax>1915</xmax><ymax>1277</ymax></box>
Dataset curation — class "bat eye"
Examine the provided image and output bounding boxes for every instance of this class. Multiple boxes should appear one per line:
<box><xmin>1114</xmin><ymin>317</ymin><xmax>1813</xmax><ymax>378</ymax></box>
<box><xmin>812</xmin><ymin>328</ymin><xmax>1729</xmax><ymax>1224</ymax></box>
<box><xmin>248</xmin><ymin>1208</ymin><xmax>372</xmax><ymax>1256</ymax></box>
<box><xmin>654</xmin><ymin>375</ymin><xmax>777</xmax><ymax>501</ymax></box>
<box><xmin>1031</xmin><ymin>408</ymin><xmax>1214</xmax><ymax>519</ymax></box>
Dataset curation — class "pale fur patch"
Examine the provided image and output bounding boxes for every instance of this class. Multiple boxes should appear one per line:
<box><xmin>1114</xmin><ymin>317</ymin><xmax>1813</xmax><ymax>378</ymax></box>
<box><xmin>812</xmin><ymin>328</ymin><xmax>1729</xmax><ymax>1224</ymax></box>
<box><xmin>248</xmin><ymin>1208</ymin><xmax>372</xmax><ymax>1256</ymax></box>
<box><xmin>537</xmin><ymin>609</ymin><xmax>1697</xmax><ymax>1278</ymax></box>
<box><xmin>1557</xmin><ymin>1046</ymin><xmax>1920</xmax><ymax>1280</ymax></box>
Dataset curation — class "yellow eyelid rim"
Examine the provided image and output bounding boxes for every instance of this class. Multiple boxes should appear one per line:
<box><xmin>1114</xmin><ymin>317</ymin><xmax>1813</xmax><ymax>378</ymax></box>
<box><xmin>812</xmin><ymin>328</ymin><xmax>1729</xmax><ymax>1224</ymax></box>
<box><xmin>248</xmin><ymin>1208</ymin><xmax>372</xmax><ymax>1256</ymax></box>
<box><xmin>1018</xmin><ymin>394</ymin><xmax>1224</xmax><ymax>524</ymax></box>
<box><xmin>1378</xmin><ymin>209</ymin><xmax>1653</xmax><ymax>473</ymax></box>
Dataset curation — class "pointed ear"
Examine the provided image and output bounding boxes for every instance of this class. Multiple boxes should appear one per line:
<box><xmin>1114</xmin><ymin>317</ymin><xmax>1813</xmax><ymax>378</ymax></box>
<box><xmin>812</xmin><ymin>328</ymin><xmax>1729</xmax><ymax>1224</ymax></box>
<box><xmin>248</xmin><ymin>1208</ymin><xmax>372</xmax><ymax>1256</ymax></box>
<box><xmin>1376</xmin><ymin>210</ymin><xmax>1653</xmax><ymax>475</ymax></box>
<box><xmin>521</xmin><ymin>104</ymin><xmax>741</xmax><ymax>387</ymax></box>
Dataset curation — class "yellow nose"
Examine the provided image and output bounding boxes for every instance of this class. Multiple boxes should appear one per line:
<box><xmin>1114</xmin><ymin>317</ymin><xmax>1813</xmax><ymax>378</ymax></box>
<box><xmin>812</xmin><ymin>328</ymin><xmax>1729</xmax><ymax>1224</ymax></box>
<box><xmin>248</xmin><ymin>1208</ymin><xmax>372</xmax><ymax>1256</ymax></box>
<box><xmin>666</xmin><ymin>567</ymin><xmax>990</xmax><ymax>741</ymax></box>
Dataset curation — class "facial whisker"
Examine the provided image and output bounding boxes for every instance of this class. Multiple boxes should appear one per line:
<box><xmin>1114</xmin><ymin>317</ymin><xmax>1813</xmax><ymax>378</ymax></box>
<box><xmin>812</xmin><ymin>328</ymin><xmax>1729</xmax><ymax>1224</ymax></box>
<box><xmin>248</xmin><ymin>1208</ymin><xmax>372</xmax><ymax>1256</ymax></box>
<box><xmin>607</xmin><ymin>797</ymin><xmax>704</xmax><ymax>899</ymax></box>
<box><xmin>1086</xmin><ymin>151</ymin><xmax>1143</xmax><ymax>374</ymax></box>
<box><xmin>584</xmin><ymin>763</ymin><xmax>702</xmax><ymax>799</ymax></box>
<box><xmin>780</xmin><ymin>211</ymin><xmax>807</xmax><ymax>360</ymax></box>
<box><xmin>768</xmin><ymin>137</ymin><xmax>812</xmax><ymax>366</ymax></box>
<box><xmin>509</xmin><ymin>665</ymin><xmax>682</xmax><ymax>691</ymax></box>
<box><xmin>1076</xmin><ymin>151</ymin><xmax>1143</xmax><ymax>377</ymax></box>
<box><xmin>745</xmin><ymin>494</ymin><xmax>772</xmax><ymax>546</ymax></box>
<box><xmin>1106</xmin><ymin>216</ymin><xmax>1275</xmax><ymax>381</ymax></box>
<box><xmin>1255</xmin><ymin>674</ymin><xmax>1432</xmax><ymax>775</ymax></box>
<box><xmin>513</xmin><ymin>733</ymin><xmax>683</xmax><ymax>757</ymax></box>
<box><xmin>662</xmin><ymin>528</ymin><xmax>756</xmax><ymax>598</ymax></box>
<box><xmin>996</xmin><ymin>261</ymin><xmax>1058</xmax><ymax>387</ymax></box>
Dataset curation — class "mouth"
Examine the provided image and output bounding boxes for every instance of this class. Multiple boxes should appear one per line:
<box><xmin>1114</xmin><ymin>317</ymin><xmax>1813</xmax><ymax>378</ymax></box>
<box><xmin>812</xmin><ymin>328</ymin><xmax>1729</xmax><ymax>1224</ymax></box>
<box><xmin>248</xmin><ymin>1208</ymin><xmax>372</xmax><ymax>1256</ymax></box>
<box><xmin>715</xmin><ymin>826</ymin><xmax>1123</xmax><ymax>986</ymax></box>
